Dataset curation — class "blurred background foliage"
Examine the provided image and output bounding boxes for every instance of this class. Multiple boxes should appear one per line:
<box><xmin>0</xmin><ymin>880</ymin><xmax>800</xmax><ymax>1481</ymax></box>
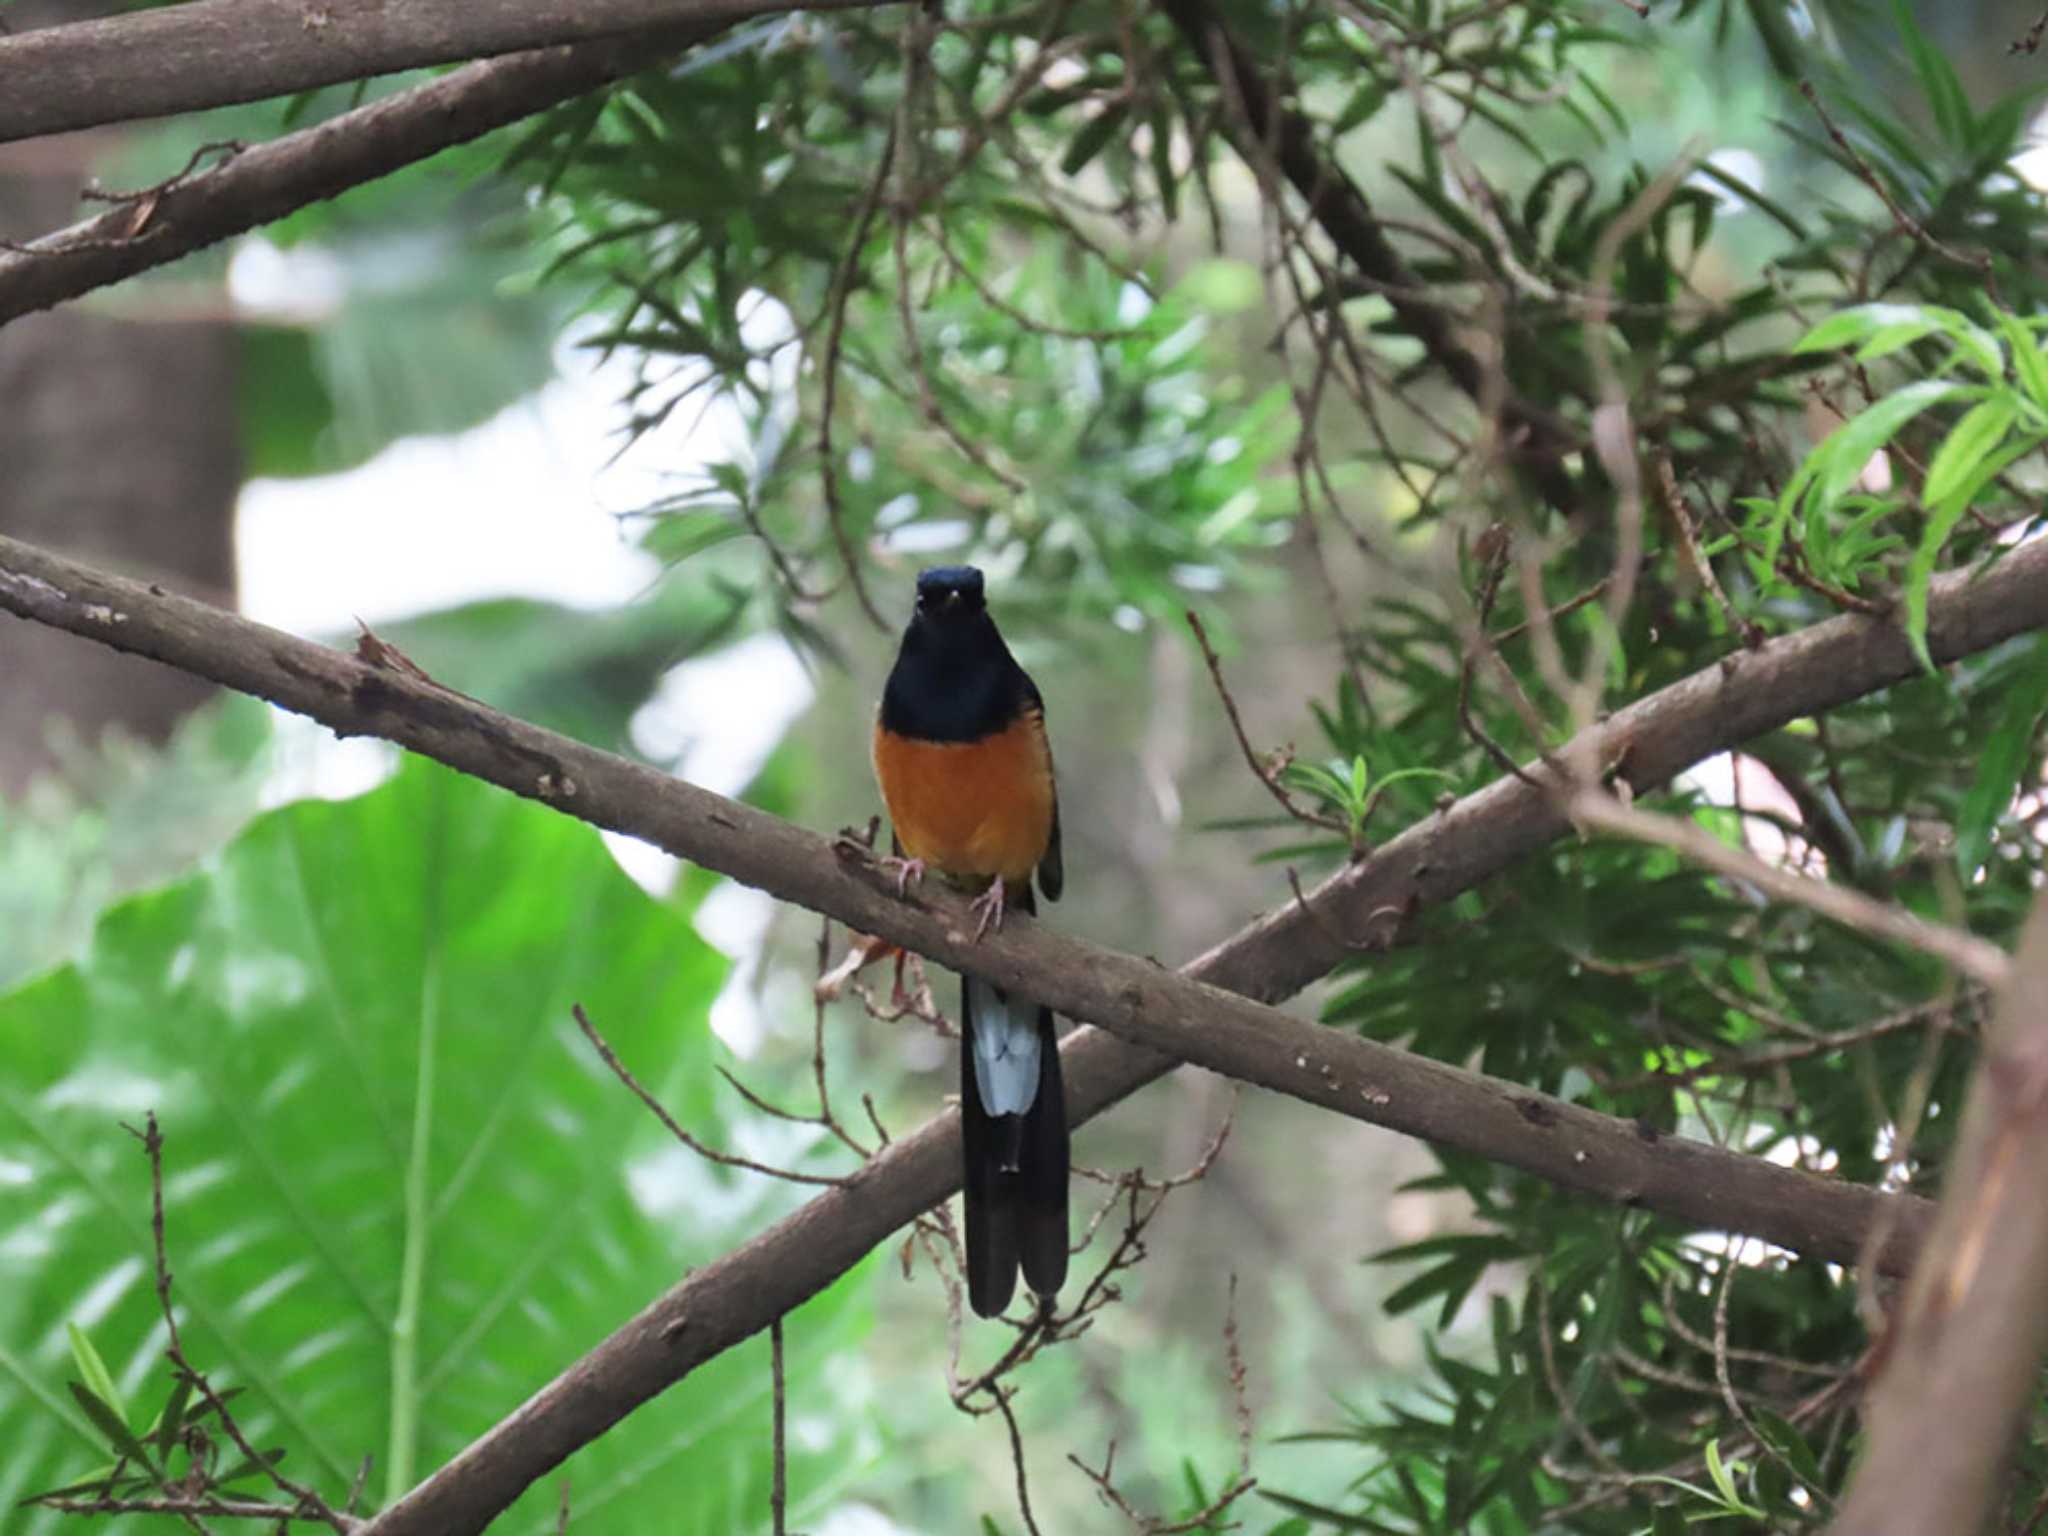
<box><xmin>7</xmin><ymin>0</ymin><xmax>2048</xmax><ymax>1530</ymax></box>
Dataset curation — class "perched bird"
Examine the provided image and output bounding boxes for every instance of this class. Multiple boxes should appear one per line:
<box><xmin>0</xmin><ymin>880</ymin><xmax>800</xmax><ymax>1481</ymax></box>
<box><xmin>872</xmin><ymin>565</ymin><xmax>1069</xmax><ymax>1317</ymax></box>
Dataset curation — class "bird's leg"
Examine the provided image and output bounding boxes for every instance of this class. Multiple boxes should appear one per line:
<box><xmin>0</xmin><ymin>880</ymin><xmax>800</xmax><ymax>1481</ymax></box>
<box><xmin>968</xmin><ymin>876</ymin><xmax>1009</xmax><ymax>941</ymax></box>
<box><xmin>892</xmin><ymin>953</ymin><xmax>942</xmax><ymax>1017</ymax></box>
<box><xmin>878</xmin><ymin>854</ymin><xmax>926</xmax><ymax>896</ymax></box>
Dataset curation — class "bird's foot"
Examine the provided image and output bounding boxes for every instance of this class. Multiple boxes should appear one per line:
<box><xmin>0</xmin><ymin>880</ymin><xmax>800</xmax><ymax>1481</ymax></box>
<box><xmin>879</xmin><ymin>855</ymin><xmax>926</xmax><ymax>897</ymax></box>
<box><xmin>968</xmin><ymin>876</ymin><xmax>1009</xmax><ymax>941</ymax></box>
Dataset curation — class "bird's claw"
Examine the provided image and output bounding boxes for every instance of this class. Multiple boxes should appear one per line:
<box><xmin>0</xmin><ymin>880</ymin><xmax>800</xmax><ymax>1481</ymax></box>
<box><xmin>880</xmin><ymin>855</ymin><xmax>927</xmax><ymax>897</ymax></box>
<box><xmin>968</xmin><ymin>877</ymin><xmax>1008</xmax><ymax>941</ymax></box>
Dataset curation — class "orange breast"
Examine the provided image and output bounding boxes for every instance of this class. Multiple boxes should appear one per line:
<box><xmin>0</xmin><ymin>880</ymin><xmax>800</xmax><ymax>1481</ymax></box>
<box><xmin>872</xmin><ymin>711</ymin><xmax>1055</xmax><ymax>887</ymax></box>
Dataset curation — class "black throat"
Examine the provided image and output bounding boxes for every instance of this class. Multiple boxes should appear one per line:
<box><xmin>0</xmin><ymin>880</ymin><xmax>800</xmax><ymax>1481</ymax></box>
<box><xmin>880</xmin><ymin>607</ymin><xmax>1035</xmax><ymax>743</ymax></box>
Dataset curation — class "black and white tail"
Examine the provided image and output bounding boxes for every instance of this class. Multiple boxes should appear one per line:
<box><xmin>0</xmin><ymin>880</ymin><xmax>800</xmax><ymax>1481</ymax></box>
<box><xmin>959</xmin><ymin>967</ymin><xmax>1068</xmax><ymax>1317</ymax></box>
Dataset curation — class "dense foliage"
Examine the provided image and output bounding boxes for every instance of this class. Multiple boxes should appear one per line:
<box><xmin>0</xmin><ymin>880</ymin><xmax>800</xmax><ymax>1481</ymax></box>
<box><xmin>8</xmin><ymin>0</ymin><xmax>2048</xmax><ymax>1531</ymax></box>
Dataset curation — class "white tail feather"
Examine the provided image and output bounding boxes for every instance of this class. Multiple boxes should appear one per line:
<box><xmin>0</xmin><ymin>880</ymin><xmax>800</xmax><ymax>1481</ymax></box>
<box><xmin>966</xmin><ymin>974</ymin><xmax>1041</xmax><ymax>1117</ymax></box>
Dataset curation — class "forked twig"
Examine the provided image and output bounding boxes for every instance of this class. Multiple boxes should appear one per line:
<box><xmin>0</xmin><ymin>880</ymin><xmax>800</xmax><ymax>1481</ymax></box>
<box><xmin>1185</xmin><ymin>609</ymin><xmax>1350</xmax><ymax>842</ymax></box>
<box><xmin>571</xmin><ymin>1004</ymin><xmax>845</xmax><ymax>1186</ymax></box>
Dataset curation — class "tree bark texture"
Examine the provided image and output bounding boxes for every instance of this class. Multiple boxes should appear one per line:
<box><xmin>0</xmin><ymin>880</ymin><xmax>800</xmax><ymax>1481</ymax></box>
<box><xmin>0</xmin><ymin>0</ymin><xmax>891</xmax><ymax>145</ymax></box>
<box><xmin>6</xmin><ymin>526</ymin><xmax>2037</xmax><ymax>1533</ymax></box>
<box><xmin>0</xmin><ymin>1</ymin><xmax>237</xmax><ymax>796</ymax></box>
<box><xmin>1826</xmin><ymin>899</ymin><xmax>2048</xmax><ymax>1536</ymax></box>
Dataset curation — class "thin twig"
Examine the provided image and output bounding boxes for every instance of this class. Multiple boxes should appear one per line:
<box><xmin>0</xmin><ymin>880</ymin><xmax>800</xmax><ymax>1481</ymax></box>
<box><xmin>1797</xmin><ymin>78</ymin><xmax>1999</xmax><ymax>302</ymax></box>
<box><xmin>1569</xmin><ymin>791</ymin><xmax>2011</xmax><ymax>989</ymax></box>
<box><xmin>770</xmin><ymin>1319</ymin><xmax>788</xmax><ymax>1536</ymax></box>
<box><xmin>1185</xmin><ymin>609</ymin><xmax>1350</xmax><ymax>842</ymax></box>
<box><xmin>1652</xmin><ymin>451</ymin><xmax>1759</xmax><ymax>646</ymax></box>
<box><xmin>36</xmin><ymin>1496</ymin><xmax>340</xmax><ymax>1523</ymax></box>
<box><xmin>993</xmin><ymin>1389</ymin><xmax>1046</xmax><ymax>1536</ymax></box>
<box><xmin>813</xmin><ymin>118</ymin><xmax>896</xmax><ymax>632</ymax></box>
<box><xmin>121</xmin><ymin>1114</ymin><xmax>358</xmax><ymax>1534</ymax></box>
<box><xmin>571</xmin><ymin>1004</ymin><xmax>845</xmax><ymax>1186</ymax></box>
<box><xmin>1065</xmin><ymin>1263</ymin><xmax>1255</xmax><ymax>1533</ymax></box>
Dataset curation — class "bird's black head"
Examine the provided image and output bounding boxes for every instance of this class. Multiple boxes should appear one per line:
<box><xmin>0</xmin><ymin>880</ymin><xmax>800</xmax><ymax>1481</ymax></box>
<box><xmin>882</xmin><ymin>564</ymin><xmax>1025</xmax><ymax>741</ymax></box>
<box><xmin>914</xmin><ymin>565</ymin><xmax>986</xmax><ymax>622</ymax></box>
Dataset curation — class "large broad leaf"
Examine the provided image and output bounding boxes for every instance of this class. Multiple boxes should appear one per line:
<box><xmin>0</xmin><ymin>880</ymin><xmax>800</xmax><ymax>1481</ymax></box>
<box><xmin>0</xmin><ymin>695</ymin><xmax>273</xmax><ymax>993</ymax></box>
<box><xmin>239</xmin><ymin>214</ymin><xmax>563</xmax><ymax>482</ymax></box>
<box><xmin>0</xmin><ymin>757</ymin><xmax>876</xmax><ymax>1533</ymax></box>
<box><xmin>95</xmin><ymin>110</ymin><xmax>563</xmax><ymax>484</ymax></box>
<box><xmin>375</xmin><ymin>575</ymin><xmax>750</xmax><ymax>757</ymax></box>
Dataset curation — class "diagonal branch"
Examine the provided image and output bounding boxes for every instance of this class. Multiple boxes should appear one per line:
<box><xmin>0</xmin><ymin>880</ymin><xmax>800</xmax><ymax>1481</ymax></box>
<box><xmin>1826</xmin><ymin>894</ymin><xmax>2048</xmax><ymax>1536</ymax></box>
<box><xmin>0</xmin><ymin>27</ymin><xmax>721</xmax><ymax>327</ymax></box>
<box><xmin>0</xmin><ymin>0</ymin><xmax>892</xmax><ymax>146</ymax></box>
<box><xmin>4</xmin><ymin>531</ymin><xmax>2044</xmax><ymax>1531</ymax></box>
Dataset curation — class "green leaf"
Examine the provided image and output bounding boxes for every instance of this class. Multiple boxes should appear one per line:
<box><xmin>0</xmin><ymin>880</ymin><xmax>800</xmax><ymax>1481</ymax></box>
<box><xmin>238</xmin><ymin>324</ymin><xmax>340</xmax><ymax>481</ymax></box>
<box><xmin>66</xmin><ymin>1382</ymin><xmax>151</xmax><ymax>1468</ymax></box>
<box><xmin>1258</xmin><ymin>1488</ymin><xmax>1404</xmax><ymax>1532</ymax></box>
<box><xmin>1922</xmin><ymin>392</ymin><xmax>2019</xmax><ymax>509</ymax></box>
<box><xmin>146</xmin><ymin>1374</ymin><xmax>193</xmax><ymax>1462</ymax></box>
<box><xmin>64</xmin><ymin>1325</ymin><xmax>126</xmax><ymax>1429</ymax></box>
<box><xmin>240</xmin><ymin>216</ymin><xmax>562</xmax><ymax>481</ymax></box>
<box><xmin>1956</xmin><ymin>636</ymin><xmax>2048</xmax><ymax>875</ymax></box>
<box><xmin>1893</xmin><ymin>0</ymin><xmax>1972</xmax><ymax>150</ymax></box>
<box><xmin>1060</xmin><ymin>105</ymin><xmax>1129</xmax><ymax>176</ymax></box>
<box><xmin>1753</xmin><ymin>1409</ymin><xmax>1825</xmax><ymax>1489</ymax></box>
<box><xmin>212</xmin><ymin>1446</ymin><xmax>288</xmax><ymax>1487</ymax></box>
<box><xmin>17</xmin><ymin>1462</ymin><xmax>127</xmax><ymax>1507</ymax></box>
<box><xmin>1777</xmin><ymin>380</ymin><xmax>1966</xmax><ymax>556</ymax></box>
<box><xmin>373</xmin><ymin>574</ymin><xmax>749</xmax><ymax>756</ymax></box>
<box><xmin>1903</xmin><ymin>430</ymin><xmax>2045</xmax><ymax>670</ymax></box>
<box><xmin>1999</xmin><ymin>312</ymin><xmax>2048</xmax><ymax>418</ymax></box>
<box><xmin>1148</xmin><ymin>101</ymin><xmax>1181</xmax><ymax>223</ymax></box>
<box><xmin>1793</xmin><ymin>303</ymin><xmax>1941</xmax><ymax>359</ymax></box>
<box><xmin>0</xmin><ymin>759</ymin><xmax>876</xmax><ymax>1530</ymax></box>
<box><xmin>1944</xmin><ymin>318</ymin><xmax>2006</xmax><ymax>381</ymax></box>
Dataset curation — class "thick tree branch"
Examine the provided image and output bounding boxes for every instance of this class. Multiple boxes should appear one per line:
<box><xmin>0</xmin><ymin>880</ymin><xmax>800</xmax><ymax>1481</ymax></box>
<box><xmin>4</xmin><ymin>532</ymin><xmax>2043</xmax><ymax>1530</ymax></box>
<box><xmin>0</xmin><ymin>28</ymin><xmax>721</xmax><ymax>327</ymax></box>
<box><xmin>1827</xmin><ymin>896</ymin><xmax>2048</xmax><ymax>1536</ymax></box>
<box><xmin>0</xmin><ymin>0</ymin><xmax>891</xmax><ymax>146</ymax></box>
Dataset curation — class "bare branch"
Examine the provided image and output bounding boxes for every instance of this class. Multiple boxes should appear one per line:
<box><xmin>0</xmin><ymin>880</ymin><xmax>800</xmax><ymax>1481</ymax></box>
<box><xmin>1827</xmin><ymin>895</ymin><xmax>2048</xmax><ymax>1535</ymax></box>
<box><xmin>571</xmin><ymin>1003</ymin><xmax>845</xmax><ymax>1186</ymax></box>
<box><xmin>0</xmin><ymin>28</ymin><xmax>721</xmax><ymax>327</ymax></box>
<box><xmin>769</xmin><ymin>1319</ymin><xmax>789</xmax><ymax>1536</ymax></box>
<box><xmin>35</xmin><ymin>1495</ymin><xmax>342</xmax><ymax>1523</ymax></box>
<box><xmin>6</xmin><ymin>530</ymin><xmax>2045</xmax><ymax>1532</ymax></box>
<box><xmin>1569</xmin><ymin>790</ymin><xmax>2012</xmax><ymax>990</ymax></box>
<box><xmin>0</xmin><ymin>0</ymin><xmax>892</xmax><ymax>147</ymax></box>
<box><xmin>1185</xmin><ymin>608</ymin><xmax>1351</xmax><ymax>843</ymax></box>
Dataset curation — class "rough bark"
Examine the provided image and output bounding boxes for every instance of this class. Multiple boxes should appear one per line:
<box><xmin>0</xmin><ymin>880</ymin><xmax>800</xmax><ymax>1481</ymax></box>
<box><xmin>0</xmin><ymin>0</ymin><xmax>892</xmax><ymax>145</ymax></box>
<box><xmin>1826</xmin><ymin>898</ymin><xmax>2048</xmax><ymax>1536</ymax></box>
<box><xmin>5</xmin><ymin>526</ymin><xmax>2035</xmax><ymax>1532</ymax></box>
<box><xmin>0</xmin><ymin>27</ymin><xmax>717</xmax><ymax>326</ymax></box>
<box><xmin>0</xmin><ymin>1</ymin><xmax>236</xmax><ymax>796</ymax></box>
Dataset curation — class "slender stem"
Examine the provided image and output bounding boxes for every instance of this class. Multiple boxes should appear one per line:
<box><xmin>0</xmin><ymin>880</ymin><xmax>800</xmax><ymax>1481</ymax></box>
<box><xmin>388</xmin><ymin>954</ymin><xmax>442</xmax><ymax>1504</ymax></box>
